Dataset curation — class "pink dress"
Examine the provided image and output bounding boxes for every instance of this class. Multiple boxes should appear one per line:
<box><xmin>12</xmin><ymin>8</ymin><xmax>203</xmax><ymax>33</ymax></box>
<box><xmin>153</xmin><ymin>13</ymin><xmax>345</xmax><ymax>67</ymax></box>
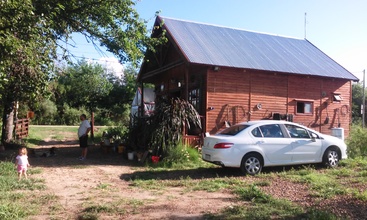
<box><xmin>16</xmin><ymin>155</ymin><xmax>29</xmax><ymax>173</ymax></box>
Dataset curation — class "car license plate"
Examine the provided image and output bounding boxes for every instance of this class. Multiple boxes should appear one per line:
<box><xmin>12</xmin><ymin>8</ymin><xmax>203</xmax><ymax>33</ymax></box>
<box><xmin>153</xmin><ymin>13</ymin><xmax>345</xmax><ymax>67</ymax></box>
<box><xmin>205</xmin><ymin>154</ymin><xmax>211</xmax><ymax>160</ymax></box>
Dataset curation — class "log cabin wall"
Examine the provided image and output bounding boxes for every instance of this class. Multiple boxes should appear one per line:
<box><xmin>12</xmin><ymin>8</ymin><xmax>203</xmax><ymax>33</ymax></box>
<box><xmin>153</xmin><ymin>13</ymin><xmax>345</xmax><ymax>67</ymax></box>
<box><xmin>206</xmin><ymin>67</ymin><xmax>251</xmax><ymax>134</ymax></box>
<box><xmin>205</xmin><ymin>67</ymin><xmax>352</xmax><ymax>137</ymax></box>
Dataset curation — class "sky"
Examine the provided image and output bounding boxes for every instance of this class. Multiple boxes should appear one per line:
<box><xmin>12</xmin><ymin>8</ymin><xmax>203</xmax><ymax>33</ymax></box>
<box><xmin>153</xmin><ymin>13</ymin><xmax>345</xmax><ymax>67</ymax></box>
<box><xmin>68</xmin><ymin>0</ymin><xmax>367</xmax><ymax>80</ymax></box>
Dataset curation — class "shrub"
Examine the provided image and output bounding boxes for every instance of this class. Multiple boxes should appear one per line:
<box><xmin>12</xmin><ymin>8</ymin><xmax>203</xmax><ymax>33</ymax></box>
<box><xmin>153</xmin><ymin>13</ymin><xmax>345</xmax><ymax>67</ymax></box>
<box><xmin>345</xmin><ymin>125</ymin><xmax>367</xmax><ymax>158</ymax></box>
<box><xmin>159</xmin><ymin>143</ymin><xmax>203</xmax><ymax>168</ymax></box>
<box><xmin>128</xmin><ymin>97</ymin><xmax>201</xmax><ymax>156</ymax></box>
<box><xmin>102</xmin><ymin>125</ymin><xmax>129</xmax><ymax>145</ymax></box>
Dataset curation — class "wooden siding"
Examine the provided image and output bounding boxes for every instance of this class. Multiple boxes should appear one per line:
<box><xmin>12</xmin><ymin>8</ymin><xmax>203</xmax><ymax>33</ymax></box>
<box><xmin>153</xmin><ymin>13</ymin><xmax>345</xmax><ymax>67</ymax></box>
<box><xmin>206</xmin><ymin>68</ymin><xmax>250</xmax><ymax>134</ymax></box>
<box><xmin>206</xmin><ymin>68</ymin><xmax>352</xmax><ymax>137</ymax></box>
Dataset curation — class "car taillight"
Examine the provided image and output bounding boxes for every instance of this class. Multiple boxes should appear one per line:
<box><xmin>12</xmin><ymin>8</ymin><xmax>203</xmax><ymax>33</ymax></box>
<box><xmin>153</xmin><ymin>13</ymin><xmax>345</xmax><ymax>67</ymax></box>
<box><xmin>214</xmin><ymin>143</ymin><xmax>233</xmax><ymax>149</ymax></box>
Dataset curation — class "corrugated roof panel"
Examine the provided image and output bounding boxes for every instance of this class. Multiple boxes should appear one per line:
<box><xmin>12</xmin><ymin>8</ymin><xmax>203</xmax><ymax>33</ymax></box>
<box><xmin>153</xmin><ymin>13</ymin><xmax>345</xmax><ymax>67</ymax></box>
<box><xmin>160</xmin><ymin>16</ymin><xmax>358</xmax><ymax>81</ymax></box>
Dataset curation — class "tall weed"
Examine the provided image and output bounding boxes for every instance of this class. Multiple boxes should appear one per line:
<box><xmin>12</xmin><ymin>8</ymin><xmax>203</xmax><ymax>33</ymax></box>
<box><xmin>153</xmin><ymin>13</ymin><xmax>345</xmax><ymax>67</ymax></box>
<box><xmin>346</xmin><ymin>125</ymin><xmax>367</xmax><ymax>158</ymax></box>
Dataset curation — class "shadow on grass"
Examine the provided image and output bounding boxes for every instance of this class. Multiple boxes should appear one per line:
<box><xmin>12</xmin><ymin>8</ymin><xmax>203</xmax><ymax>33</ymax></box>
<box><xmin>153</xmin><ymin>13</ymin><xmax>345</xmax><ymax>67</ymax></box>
<box><xmin>120</xmin><ymin>166</ymin><xmax>244</xmax><ymax>181</ymax></box>
<box><xmin>120</xmin><ymin>163</ymin><xmax>327</xmax><ymax>182</ymax></box>
<box><xmin>0</xmin><ymin>141</ymin><xmax>143</xmax><ymax>168</ymax></box>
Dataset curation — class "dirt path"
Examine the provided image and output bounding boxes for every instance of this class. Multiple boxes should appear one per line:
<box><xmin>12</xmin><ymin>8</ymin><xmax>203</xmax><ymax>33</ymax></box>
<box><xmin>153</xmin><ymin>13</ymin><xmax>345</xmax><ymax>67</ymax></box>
<box><xmin>27</xmin><ymin>134</ymin><xmax>241</xmax><ymax>219</ymax></box>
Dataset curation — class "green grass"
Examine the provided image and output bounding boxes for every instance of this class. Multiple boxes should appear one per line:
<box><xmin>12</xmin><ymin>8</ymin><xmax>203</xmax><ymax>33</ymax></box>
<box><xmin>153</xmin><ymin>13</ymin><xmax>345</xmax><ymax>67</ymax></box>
<box><xmin>24</xmin><ymin>125</ymin><xmax>104</xmax><ymax>148</ymax></box>
<box><xmin>128</xmin><ymin>158</ymin><xmax>367</xmax><ymax>219</ymax></box>
<box><xmin>0</xmin><ymin>161</ymin><xmax>48</xmax><ymax>219</ymax></box>
<box><xmin>25</xmin><ymin>126</ymin><xmax>78</xmax><ymax>147</ymax></box>
<box><xmin>78</xmin><ymin>200</ymin><xmax>127</xmax><ymax>220</ymax></box>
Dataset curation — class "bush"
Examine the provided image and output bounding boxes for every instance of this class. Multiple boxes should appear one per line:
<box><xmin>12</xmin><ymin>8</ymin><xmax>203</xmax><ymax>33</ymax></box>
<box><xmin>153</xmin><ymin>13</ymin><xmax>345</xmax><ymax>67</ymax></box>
<box><xmin>102</xmin><ymin>125</ymin><xmax>129</xmax><ymax>144</ymax></box>
<box><xmin>345</xmin><ymin>125</ymin><xmax>367</xmax><ymax>158</ymax></box>
<box><xmin>60</xmin><ymin>104</ymin><xmax>87</xmax><ymax>125</ymax></box>
<box><xmin>160</xmin><ymin>143</ymin><xmax>203</xmax><ymax>168</ymax></box>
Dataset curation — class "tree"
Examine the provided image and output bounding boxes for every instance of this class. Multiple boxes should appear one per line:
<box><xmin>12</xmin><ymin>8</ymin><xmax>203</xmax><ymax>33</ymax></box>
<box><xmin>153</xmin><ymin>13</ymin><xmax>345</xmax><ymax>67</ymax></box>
<box><xmin>56</xmin><ymin>60</ymin><xmax>113</xmax><ymax>115</ymax></box>
<box><xmin>352</xmin><ymin>83</ymin><xmax>364</xmax><ymax>124</ymax></box>
<box><xmin>97</xmin><ymin>64</ymin><xmax>138</xmax><ymax>124</ymax></box>
<box><xmin>0</xmin><ymin>0</ymin><xmax>164</xmax><ymax>143</ymax></box>
<box><xmin>31</xmin><ymin>0</ymin><xmax>163</xmax><ymax>64</ymax></box>
<box><xmin>0</xmin><ymin>1</ymin><xmax>53</xmax><ymax>143</ymax></box>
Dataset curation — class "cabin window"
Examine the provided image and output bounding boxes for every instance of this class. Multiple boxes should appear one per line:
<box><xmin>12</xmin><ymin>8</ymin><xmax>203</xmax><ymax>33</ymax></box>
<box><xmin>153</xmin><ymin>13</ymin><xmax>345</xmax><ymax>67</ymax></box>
<box><xmin>187</xmin><ymin>88</ymin><xmax>202</xmax><ymax>135</ymax></box>
<box><xmin>188</xmin><ymin>88</ymin><xmax>201</xmax><ymax>112</ymax></box>
<box><xmin>333</xmin><ymin>93</ymin><xmax>342</xmax><ymax>102</ymax></box>
<box><xmin>296</xmin><ymin>101</ymin><xmax>313</xmax><ymax>114</ymax></box>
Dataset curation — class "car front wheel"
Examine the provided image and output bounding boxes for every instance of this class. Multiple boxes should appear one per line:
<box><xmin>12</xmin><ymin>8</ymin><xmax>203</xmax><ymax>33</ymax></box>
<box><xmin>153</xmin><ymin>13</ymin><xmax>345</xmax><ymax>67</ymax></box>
<box><xmin>323</xmin><ymin>147</ymin><xmax>340</xmax><ymax>168</ymax></box>
<box><xmin>241</xmin><ymin>153</ymin><xmax>262</xmax><ymax>175</ymax></box>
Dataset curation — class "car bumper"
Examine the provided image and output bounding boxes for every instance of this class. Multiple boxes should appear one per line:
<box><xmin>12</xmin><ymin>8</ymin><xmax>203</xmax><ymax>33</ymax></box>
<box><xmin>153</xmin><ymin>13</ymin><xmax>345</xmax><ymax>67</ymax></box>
<box><xmin>202</xmin><ymin>148</ymin><xmax>240</xmax><ymax>168</ymax></box>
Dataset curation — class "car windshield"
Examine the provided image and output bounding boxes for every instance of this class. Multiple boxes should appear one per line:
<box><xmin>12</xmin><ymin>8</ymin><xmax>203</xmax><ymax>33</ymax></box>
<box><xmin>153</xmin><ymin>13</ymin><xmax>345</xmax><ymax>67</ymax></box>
<box><xmin>219</xmin><ymin>124</ymin><xmax>249</xmax><ymax>136</ymax></box>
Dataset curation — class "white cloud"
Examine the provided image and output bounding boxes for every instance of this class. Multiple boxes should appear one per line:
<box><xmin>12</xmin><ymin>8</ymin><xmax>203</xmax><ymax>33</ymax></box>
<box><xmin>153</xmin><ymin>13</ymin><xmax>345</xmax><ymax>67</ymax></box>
<box><xmin>97</xmin><ymin>57</ymin><xmax>124</xmax><ymax>78</ymax></box>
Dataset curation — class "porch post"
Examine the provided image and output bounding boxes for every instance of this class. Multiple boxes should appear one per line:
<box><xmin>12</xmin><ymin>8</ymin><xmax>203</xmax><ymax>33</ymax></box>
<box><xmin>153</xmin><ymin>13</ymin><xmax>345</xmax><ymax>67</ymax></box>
<box><xmin>140</xmin><ymin>82</ymin><xmax>144</xmax><ymax>117</ymax></box>
<box><xmin>184</xmin><ymin>66</ymin><xmax>189</xmax><ymax>100</ymax></box>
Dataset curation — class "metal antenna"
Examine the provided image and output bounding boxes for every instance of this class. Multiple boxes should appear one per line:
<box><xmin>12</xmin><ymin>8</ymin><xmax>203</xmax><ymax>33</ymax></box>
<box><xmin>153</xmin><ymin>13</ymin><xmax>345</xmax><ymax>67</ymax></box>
<box><xmin>304</xmin><ymin>12</ymin><xmax>307</xmax><ymax>39</ymax></box>
<box><xmin>363</xmin><ymin>69</ymin><xmax>366</xmax><ymax>128</ymax></box>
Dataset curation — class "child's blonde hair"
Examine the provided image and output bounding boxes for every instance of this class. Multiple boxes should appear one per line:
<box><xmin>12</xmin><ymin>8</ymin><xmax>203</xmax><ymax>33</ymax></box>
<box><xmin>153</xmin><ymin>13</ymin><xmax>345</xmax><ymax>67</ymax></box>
<box><xmin>19</xmin><ymin>147</ymin><xmax>27</xmax><ymax>156</ymax></box>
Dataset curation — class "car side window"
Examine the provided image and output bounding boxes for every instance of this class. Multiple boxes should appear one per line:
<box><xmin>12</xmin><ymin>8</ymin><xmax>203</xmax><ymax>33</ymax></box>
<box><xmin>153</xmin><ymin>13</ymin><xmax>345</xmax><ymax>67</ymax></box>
<box><xmin>285</xmin><ymin>124</ymin><xmax>310</xmax><ymax>139</ymax></box>
<box><xmin>251</xmin><ymin>127</ymin><xmax>262</xmax><ymax>137</ymax></box>
<box><xmin>259</xmin><ymin>124</ymin><xmax>284</xmax><ymax>138</ymax></box>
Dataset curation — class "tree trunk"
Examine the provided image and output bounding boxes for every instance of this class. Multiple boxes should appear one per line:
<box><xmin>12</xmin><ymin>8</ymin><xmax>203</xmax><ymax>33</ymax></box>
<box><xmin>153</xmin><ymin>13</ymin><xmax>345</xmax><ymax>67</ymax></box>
<box><xmin>1</xmin><ymin>102</ymin><xmax>15</xmax><ymax>144</ymax></box>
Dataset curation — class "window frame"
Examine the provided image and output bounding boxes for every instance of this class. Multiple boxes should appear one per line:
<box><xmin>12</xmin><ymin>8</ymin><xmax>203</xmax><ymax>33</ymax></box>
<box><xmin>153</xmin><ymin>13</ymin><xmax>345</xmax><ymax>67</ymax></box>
<box><xmin>295</xmin><ymin>100</ymin><xmax>314</xmax><ymax>115</ymax></box>
<box><xmin>332</xmin><ymin>93</ymin><xmax>342</xmax><ymax>103</ymax></box>
<box><xmin>188</xmin><ymin>88</ymin><xmax>201</xmax><ymax>112</ymax></box>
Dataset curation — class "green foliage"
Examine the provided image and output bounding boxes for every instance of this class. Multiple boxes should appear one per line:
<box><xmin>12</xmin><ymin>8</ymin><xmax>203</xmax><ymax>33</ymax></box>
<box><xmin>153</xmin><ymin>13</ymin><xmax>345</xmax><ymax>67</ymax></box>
<box><xmin>352</xmin><ymin>83</ymin><xmax>364</xmax><ymax>122</ymax></box>
<box><xmin>24</xmin><ymin>61</ymin><xmax>139</xmax><ymax>126</ymax></box>
<box><xmin>56</xmin><ymin>60</ymin><xmax>113</xmax><ymax>113</ymax></box>
<box><xmin>1</xmin><ymin>0</ymin><xmax>165</xmax><ymax>141</ymax></box>
<box><xmin>346</xmin><ymin>125</ymin><xmax>367</xmax><ymax>158</ymax></box>
<box><xmin>230</xmin><ymin>184</ymin><xmax>302</xmax><ymax>219</ymax></box>
<box><xmin>32</xmin><ymin>99</ymin><xmax>58</xmax><ymax>125</ymax></box>
<box><xmin>160</xmin><ymin>143</ymin><xmax>203</xmax><ymax>168</ymax></box>
<box><xmin>61</xmin><ymin>105</ymin><xmax>87</xmax><ymax>125</ymax></box>
<box><xmin>102</xmin><ymin>125</ymin><xmax>129</xmax><ymax>144</ymax></box>
<box><xmin>236</xmin><ymin>184</ymin><xmax>271</xmax><ymax>203</ymax></box>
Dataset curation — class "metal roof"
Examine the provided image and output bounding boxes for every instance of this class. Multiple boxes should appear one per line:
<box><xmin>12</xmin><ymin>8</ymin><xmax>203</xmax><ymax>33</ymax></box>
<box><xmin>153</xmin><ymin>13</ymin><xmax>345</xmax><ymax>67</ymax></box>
<box><xmin>158</xmin><ymin>16</ymin><xmax>358</xmax><ymax>81</ymax></box>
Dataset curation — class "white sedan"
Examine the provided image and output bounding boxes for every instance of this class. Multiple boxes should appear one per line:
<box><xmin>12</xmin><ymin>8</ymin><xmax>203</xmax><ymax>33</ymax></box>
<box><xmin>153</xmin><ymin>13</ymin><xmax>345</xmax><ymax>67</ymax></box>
<box><xmin>202</xmin><ymin>120</ymin><xmax>347</xmax><ymax>175</ymax></box>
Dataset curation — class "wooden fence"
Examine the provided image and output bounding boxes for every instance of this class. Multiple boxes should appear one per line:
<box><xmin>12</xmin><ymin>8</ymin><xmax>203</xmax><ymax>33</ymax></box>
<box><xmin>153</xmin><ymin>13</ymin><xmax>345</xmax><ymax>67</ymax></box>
<box><xmin>15</xmin><ymin>118</ymin><xmax>29</xmax><ymax>139</ymax></box>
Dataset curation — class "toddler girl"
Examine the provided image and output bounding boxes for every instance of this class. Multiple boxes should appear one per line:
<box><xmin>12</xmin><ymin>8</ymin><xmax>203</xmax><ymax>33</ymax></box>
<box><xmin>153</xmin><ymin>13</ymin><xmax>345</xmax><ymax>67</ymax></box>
<box><xmin>15</xmin><ymin>147</ymin><xmax>30</xmax><ymax>180</ymax></box>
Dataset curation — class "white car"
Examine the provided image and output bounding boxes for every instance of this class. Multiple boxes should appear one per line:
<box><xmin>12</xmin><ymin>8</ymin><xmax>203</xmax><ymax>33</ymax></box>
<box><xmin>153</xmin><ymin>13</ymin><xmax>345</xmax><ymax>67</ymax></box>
<box><xmin>202</xmin><ymin>120</ymin><xmax>347</xmax><ymax>175</ymax></box>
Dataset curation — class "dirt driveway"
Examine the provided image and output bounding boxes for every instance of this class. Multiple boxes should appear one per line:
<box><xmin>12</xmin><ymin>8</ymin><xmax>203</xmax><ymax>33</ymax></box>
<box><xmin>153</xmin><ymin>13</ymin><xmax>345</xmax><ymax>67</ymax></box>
<box><xmin>26</xmin><ymin>134</ymin><xmax>244</xmax><ymax>220</ymax></box>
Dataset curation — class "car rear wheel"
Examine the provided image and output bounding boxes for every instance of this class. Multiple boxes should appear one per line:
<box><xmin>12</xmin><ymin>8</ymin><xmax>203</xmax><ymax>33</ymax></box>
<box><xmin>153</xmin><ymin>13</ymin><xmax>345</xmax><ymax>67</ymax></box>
<box><xmin>241</xmin><ymin>153</ymin><xmax>262</xmax><ymax>175</ymax></box>
<box><xmin>323</xmin><ymin>147</ymin><xmax>340</xmax><ymax>168</ymax></box>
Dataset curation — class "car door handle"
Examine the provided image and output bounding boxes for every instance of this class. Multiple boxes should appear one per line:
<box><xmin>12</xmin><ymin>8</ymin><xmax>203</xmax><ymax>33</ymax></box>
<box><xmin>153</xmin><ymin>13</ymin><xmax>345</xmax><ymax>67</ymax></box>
<box><xmin>256</xmin><ymin>141</ymin><xmax>265</xmax><ymax>144</ymax></box>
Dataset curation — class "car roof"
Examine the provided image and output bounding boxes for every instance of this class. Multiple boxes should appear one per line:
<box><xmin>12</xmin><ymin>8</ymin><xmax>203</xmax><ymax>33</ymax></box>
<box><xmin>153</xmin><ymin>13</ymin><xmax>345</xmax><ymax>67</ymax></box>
<box><xmin>237</xmin><ymin>120</ymin><xmax>317</xmax><ymax>129</ymax></box>
<box><xmin>239</xmin><ymin>120</ymin><xmax>291</xmax><ymax>126</ymax></box>
<box><xmin>235</xmin><ymin>120</ymin><xmax>322</xmax><ymax>134</ymax></box>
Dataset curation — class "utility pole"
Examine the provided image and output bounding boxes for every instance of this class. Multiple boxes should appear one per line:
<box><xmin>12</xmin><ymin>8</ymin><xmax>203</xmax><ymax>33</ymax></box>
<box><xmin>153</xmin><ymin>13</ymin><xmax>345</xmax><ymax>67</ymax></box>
<box><xmin>363</xmin><ymin>69</ymin><xmax>366</xmax><ymax>128</ymax></box>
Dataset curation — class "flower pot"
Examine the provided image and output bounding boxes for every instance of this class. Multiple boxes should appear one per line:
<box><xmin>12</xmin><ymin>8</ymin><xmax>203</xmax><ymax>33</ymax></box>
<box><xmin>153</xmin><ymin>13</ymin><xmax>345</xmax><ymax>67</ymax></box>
<box><xmin>118</xmin><ymin>146</ymin><xmax>124</xmax><ymax>154</ymax></box>
<box><xmin>128</xmin><ymin>152</ymin><xmax>134</xmax><ymax>160</ymax></box>
<box><xmin>151</xmin><ymin>156</ymin><xmax>159</xmax><ymax>163</ymax></box>
<box><xmin>104</xmin><ymin>139</ymin><xmax>110</xmax><ymax>146</ymax></box>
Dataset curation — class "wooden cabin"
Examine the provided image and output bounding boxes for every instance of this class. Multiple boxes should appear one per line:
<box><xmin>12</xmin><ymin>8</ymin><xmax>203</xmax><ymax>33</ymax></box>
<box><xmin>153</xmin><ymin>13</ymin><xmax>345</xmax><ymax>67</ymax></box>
<box><xmin>137</xmin><ymin>16</ymin><xmax>358</xmax><ymax>144</ymax></box>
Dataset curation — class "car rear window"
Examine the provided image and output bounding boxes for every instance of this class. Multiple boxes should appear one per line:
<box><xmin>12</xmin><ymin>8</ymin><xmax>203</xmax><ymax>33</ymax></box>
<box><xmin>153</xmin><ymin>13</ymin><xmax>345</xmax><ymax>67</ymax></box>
<box><xmin>219</xmin><ymin>125</ymin><xmax>249</xmax><ymax>136</ymax></box>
